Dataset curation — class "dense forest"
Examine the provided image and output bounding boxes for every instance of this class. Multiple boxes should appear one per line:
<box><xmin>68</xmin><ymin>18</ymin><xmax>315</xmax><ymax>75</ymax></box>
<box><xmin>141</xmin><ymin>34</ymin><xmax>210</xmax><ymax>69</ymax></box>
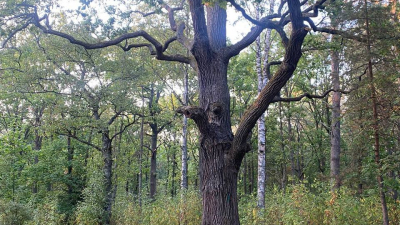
<box><xmin>0</xmin><ymin>0</ymin><xmax>399</xmax><ymax>224</ymax></box>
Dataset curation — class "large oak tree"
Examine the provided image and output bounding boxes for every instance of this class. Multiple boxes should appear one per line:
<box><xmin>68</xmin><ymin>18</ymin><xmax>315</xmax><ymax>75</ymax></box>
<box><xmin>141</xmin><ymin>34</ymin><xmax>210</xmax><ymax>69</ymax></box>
<box><xmin>1</xmin><ymin>0</ymin><xmax>354</xmax><ymax>224</ymax></box>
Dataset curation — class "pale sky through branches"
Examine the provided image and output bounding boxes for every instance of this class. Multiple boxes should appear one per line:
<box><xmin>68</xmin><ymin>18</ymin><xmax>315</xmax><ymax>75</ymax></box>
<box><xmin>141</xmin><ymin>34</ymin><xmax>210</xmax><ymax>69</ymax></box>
<box><xmin>57</xmin><ymin>0</ymin><xmax>251</xmax><ymax>44</ymax></box>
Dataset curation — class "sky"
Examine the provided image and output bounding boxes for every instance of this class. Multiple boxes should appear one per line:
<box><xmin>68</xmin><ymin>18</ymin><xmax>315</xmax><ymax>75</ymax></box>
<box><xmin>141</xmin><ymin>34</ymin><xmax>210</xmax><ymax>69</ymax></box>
<box><xmin>57</xmin><ymin>0</ymin><xmax>252</xmax><ymax>44</ymax></box>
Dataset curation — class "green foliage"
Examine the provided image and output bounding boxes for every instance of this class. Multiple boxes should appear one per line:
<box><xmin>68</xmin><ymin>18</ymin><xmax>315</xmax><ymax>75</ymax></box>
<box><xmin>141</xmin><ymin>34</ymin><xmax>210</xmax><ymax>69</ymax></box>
<box><xmin>28</xmin><ymin>198</ymin><xmax>64</xmax><ymax>225</ymax></box>
<box><xmin>0</xmin><ymin>200</ymin><xmax>32</xmax><ymax>225</ymax></box>
<box><xmin>112</xmin><ymin>189</ymin><xmax>201</xmax><ymax>225</ymax></box>
<box><xmin>239</xmin><ymin>183</ymin><xmax>400</xmax><ymax>225</ymax></box>
<box><xmin>0</xmin><ymin>125</ymin><xmax>32</xmax><ymax>201</ymax></box>
<box><xmin>74</xmin><ymin>152</ymin><xmax>106</xmax><ymax>225</ymax></box>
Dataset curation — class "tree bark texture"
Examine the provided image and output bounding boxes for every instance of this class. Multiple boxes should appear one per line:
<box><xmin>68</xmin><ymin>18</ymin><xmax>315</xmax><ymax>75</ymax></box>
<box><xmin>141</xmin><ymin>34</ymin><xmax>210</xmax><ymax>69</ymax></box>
<box><xmin>255</xmin><ymin>5</ymin><xmax>273</xmax><ymax>204</ymax></box>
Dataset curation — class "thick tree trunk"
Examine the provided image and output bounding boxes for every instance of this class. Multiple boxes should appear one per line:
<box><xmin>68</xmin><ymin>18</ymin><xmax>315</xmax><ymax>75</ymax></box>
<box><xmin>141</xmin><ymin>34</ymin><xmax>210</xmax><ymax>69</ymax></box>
<box><xmin>196</xmin><ymin>59</ymin><xmax>238</xmax><ymax>224</ymax></box>
<box><xmin>200</xmin><ymin>141</ymin><xmax>239</xmax><ymax>224</ymax></box>
<box><xmin>181</xmin><ymin>1</ymin><xmax>308</xmax><ymax>224</ymax></box>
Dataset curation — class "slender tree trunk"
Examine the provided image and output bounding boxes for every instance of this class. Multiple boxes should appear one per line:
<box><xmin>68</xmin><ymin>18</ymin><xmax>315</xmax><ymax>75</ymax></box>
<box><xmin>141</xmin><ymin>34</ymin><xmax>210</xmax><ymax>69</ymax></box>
<box><xmin>67</xmin><ymin>134</ymin><xmax>74</xmax><ymax>195</ymax></box>
<box><xmin>256</xmin><ymin>0</ymin><xmax>275</xmax><ymax>208</ymax></box>
<box><xmin>364</xmin><ymin>2</ymin><xmax>390</xmax><ymax>224</ymax></box>
<box><xmin>148</xmin><ymin>86</ymin><xmax>162</xmax><ymax>200</ymax></box>
<box><xmin>102</xmin><ymin>131</ymin><xmax>114</xmax><ymax>225</ymax></box>
<box><xmin>138</xmin><ymin>89</ymin><xmax>144</xmax><ymax>207</ymax></box>
<box><xmin>171</xmin><ymin>148</ymin><xmax>177</xmax><ymax>197</ymax></box>
<box><xmin>150</xmin><ymin>130</ymin><xmax>158</xmax><ymax>199</ymax></box>
<box><xmin>330</xmin><ymin>34</ymin><xmax>341</xmax><ymax>190</ymax></box>
<box><xmin>295</xmin><ymin>119</ymin><xmax>303</xmax><ymax>180</ymax></box>
<box><xmin>181</xmin><ymin>67</ymin><xmax>189</xmax><ymax>190</ymax></box>
<box><xmin>279</xmin><ymin>101</ymin><xmax>287</xmax><ymax>190</ymax></box>
<box><xmin>32</xmin><ymin>107</ymin><xmax>44</xmax><ymax>194</ymax></box>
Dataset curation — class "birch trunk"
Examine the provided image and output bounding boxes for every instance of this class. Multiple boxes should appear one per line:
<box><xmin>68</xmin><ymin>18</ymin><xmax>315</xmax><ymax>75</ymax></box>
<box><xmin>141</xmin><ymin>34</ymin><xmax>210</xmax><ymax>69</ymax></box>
<box><xmin>181</xmin><ymin>68</ymin><xmax>189</xmax><ymax>190</ymax></box>
<box><xmin>256</xmin><ymin>1</ymin><xmax>274</xmax><ymax>208</ymax></box>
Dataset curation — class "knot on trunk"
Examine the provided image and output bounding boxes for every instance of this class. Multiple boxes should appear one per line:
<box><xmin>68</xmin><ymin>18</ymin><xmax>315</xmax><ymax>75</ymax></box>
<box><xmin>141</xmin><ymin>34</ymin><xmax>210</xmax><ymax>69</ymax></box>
<box><xmin>177</xmin><ymin>106</ymin><xmax>209</xmax><ymax>134</ymax></box>
<box><xmin>177</xmin><ymin>106</ymin><xmax>205</xmax><ymax>119</ymax></box>
<box><xmin>207</xmin><ymin>102</ymin><xmax>225</xmax><ymax>126</ymax></box>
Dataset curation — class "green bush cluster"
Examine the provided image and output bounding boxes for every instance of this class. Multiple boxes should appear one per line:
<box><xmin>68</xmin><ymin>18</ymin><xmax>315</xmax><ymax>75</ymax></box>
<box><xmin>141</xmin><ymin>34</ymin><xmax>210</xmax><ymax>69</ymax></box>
<box><xmin>112</xmin><ymin>189</ymin><xmax>201</xmax><ymax>225</ymax></box>
<box><xmin>240</xmin><ymin>184</ymin><xmax>400</xmax><ymax>225</ymax></box>
<box><xmin>1</xmin><ymin>183</ymin><xmax>399</xmax><ymax>224</ymax></box>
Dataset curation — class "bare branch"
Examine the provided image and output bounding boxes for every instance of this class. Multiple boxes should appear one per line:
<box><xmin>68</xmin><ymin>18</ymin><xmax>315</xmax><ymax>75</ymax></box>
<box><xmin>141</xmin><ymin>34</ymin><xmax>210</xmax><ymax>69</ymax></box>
<box><xmin>314</xmin><ymin>27</ymin><xmax>367</xmax><ymax>42</ymax></box>
<box><xmin>120</xmin><ymin>43</ymin><xmax>156</xmax><ymax>53</ymax></box>
<box><xmin>224</xmin><ymin>18</ymin><xmax>279</xmax><ymax>59</ymax></box>
<box><xmin>163</xmin><ymin>36</ymin><xmax>177</xmax><ymax>52</ymax></box>
<box><xmin>271</xmin><ymin>88</ymin><xmax>351</xmax><ymax>103</ymax></box>
<box><xmin>108</xmin><ymin>111</ymin><xmax>122</xmax><ymax>125</ymax></box>
<box><xmin>57</xmin><ymin>131</ymin><xmax>102</xmax><ymax>151</ymax></box>
<box><xmin>111</xmin><ymin>116</ymin><xmax>138</xmax><ymax>140</ymax></box>
<box><xmin>266</xmin><ymin>61</ymin><xmax>282</xmax><ymax>80</ymax></box>
<box><xmin>28</xmin><ymin>12</ymin><xmax>191</xmax><ymax>64</ymax></box>
<box><xmin>131</xmin><ymin>10</ymin><xmax>157</xmax><ymax>17</ymax></box>
<box><xmin>226</xmin><ymin>0</ymin><xmax>280</xmax><ymax>26</ymax></box>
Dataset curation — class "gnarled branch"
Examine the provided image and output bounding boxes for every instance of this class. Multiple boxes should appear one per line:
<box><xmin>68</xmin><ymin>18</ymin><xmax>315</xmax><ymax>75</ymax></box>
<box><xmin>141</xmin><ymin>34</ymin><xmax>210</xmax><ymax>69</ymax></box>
<box><xmin>271</xmin><ymin>88</ymin><xmax>351</xmax><ymax>103</ymax></box>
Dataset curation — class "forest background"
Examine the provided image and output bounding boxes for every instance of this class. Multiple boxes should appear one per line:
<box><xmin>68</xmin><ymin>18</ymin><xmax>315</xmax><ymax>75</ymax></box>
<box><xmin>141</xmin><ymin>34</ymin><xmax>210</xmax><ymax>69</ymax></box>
<box><xmin>0</xmin><ymin>0</ymin><xmax>400</xmax><ymax>224</ymax></box>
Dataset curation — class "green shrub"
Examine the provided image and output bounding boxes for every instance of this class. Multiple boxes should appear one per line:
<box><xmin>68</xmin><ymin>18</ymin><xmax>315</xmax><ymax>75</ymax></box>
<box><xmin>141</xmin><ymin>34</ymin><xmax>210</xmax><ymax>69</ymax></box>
<box><xmin>112</xmin><ymin>189</ymin><xmax>201</xmax><ymax>225</ymax></box>
<box><xmin>0</xmin><ymin>200</ymin><xmax>32</xmax><ymax>225</ymax></box>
